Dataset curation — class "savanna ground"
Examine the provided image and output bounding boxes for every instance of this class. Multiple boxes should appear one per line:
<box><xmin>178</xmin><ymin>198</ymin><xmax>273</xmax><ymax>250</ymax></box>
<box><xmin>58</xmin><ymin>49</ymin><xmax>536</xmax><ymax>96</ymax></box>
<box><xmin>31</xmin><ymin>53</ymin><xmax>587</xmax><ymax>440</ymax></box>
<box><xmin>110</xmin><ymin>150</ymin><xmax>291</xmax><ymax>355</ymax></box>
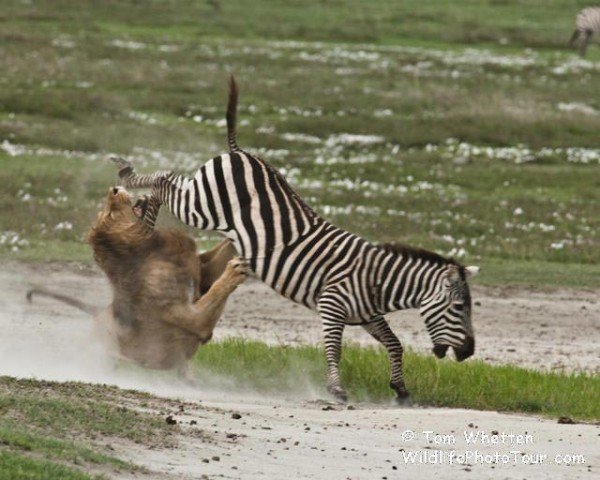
<box><xmin>0</xmin><ymin>1</ymin><xmax>599</xmax><ymax>478</ymax></box>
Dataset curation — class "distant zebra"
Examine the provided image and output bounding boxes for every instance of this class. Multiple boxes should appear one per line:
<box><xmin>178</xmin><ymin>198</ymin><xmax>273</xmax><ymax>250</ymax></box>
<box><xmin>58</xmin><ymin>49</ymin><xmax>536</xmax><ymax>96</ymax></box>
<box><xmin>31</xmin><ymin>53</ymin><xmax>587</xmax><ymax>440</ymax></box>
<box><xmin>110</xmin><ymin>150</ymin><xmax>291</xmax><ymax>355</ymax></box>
<box><xmin>569</xmin><ymin>7</ymin><xmax>600</xmax><ymax>56</ymax></box>
<box><xmin>111</xmin><ymin>78</ymin><xmax>479</xmax><ymax>402</ymax></box>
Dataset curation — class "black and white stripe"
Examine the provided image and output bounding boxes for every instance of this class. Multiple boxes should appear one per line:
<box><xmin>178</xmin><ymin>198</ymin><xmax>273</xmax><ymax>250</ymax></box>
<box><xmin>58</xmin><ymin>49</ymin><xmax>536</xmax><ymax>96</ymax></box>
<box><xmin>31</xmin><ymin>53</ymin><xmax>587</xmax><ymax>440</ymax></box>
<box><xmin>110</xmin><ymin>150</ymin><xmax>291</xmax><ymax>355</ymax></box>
<box><xmin>569</xmin><ymin>7</ymin><xmax>600</xmax><ymax>55</ymax></box>
<box><xmin>113</xmin><ymin>80</ymin><xmax>478</xmax><ymax>401</ymax></box>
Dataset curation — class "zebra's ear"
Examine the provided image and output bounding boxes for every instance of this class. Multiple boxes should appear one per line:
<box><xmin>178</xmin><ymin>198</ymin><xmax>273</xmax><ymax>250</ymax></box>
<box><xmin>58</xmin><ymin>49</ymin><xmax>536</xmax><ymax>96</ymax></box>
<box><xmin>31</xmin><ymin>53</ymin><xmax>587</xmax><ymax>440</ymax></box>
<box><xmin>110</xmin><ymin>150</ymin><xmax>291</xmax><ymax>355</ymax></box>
<box><xmin>446</xmin><ymin>264</ymin><xmax>461</xmax><ymax>283</ymax></box>
<box><xmin>465</xmin><ymin>266</ymin><xmax>480</xmax><ymax>277</ymax></box>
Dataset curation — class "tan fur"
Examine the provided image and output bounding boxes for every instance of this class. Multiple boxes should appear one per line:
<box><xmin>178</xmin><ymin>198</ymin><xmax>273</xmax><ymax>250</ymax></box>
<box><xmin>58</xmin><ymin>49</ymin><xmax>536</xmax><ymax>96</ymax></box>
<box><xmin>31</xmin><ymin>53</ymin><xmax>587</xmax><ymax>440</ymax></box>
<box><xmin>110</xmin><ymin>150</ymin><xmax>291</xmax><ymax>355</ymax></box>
<box><xmin>85</xmin><ymin>187</ymin><xmax>244</xmax><ymax>372</ymax></box>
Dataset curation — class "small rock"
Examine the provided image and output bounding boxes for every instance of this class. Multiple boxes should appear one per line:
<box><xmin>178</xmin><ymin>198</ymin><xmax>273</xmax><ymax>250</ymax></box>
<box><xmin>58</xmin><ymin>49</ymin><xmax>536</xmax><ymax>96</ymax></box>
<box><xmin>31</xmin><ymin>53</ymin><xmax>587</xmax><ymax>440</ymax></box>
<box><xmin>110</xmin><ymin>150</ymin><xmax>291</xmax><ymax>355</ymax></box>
<box><xmin>202</xmin><ymin>458</ymin><xmax>209</xmax><ymax>463</ymax></box>
<box><xmin>211</xmin><ymin>456</ymin><xmax>220</xmax><ymax>462</ymax></box>
<box><xmin>322</xmin><ymin>405</ymin><xmax>335</xmax><ymax>411</ymax></box>
<box><xmin>347</xmin><ymin>405</ymin><xmax>355</xmax><ymax>410</ymax></box>
<box><xmin>165</xmin><ymin>415</ymin><xmax>177</xmax><ymax>425</ymax></box>
<box><xmin>190</xmin><ymin>420</ymin><xmax>197</xmax><ymax>425</ymax></box>
<box><xmin>558</xmin><ymin>416</ymin><xmax>576</xmax><ymax>425</ymax></box>
<box><xmin>232</xmin><ymin>413</ymin><xmax>242</xmax><ymax>420</ymax></box>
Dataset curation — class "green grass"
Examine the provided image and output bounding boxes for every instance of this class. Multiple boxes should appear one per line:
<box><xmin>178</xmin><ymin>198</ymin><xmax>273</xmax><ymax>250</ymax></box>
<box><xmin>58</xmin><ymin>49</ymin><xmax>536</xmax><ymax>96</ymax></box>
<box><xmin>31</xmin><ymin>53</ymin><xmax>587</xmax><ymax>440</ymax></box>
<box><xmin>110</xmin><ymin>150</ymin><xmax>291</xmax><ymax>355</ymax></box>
<box><xmin>0</xmin><ymin>0</ymin><xmax>598</xmax><ymax>288</ymax></box>
<box><xmin>193</xmin><ymin>339</ymin><xmax>600</xmax><ymax>421</ymax></box>
<box><xmin>0</xmin><ymin>452</ymin><xmax>102</xmax><ymax>480</ymax></box>
<box><xmin>3</xmin><ymin>0</ymin><xmax>598</xmax><ymax>50</ymax></box>
<box><xmin>0</xmin><ymin>377</ymin><xmax>173</xmax><ymax>444</ymax></box>
<box><xmin>0</xmin><ymin>424</ymin><xmax>128</xmax><ymax>470</ymax></box>
<box><xmin>0</xmin><ymin>376</ymin><xmax>179</xmax><ymax>478</ymax></box>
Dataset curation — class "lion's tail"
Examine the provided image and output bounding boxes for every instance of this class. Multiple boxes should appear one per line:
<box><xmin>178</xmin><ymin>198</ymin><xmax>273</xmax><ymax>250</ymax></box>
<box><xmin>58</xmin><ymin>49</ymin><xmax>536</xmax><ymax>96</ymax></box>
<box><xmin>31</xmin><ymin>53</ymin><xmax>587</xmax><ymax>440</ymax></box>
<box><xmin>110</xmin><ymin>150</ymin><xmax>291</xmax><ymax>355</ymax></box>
<box><xmin>26</xmin><ymin>288</ymin><xmax>99</xmax><ymax>316</ymax></box>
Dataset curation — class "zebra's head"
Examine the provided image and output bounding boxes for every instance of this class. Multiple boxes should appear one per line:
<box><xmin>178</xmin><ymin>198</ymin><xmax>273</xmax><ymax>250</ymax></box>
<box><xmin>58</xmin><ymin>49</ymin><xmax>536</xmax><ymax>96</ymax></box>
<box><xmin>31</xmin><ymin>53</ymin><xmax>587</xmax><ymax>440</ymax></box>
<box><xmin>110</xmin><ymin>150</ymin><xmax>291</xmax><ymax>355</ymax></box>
<box><xmin>419</xmin><ymin>264</ymin><xmax>479</xmax><ymax>362</ymax></box>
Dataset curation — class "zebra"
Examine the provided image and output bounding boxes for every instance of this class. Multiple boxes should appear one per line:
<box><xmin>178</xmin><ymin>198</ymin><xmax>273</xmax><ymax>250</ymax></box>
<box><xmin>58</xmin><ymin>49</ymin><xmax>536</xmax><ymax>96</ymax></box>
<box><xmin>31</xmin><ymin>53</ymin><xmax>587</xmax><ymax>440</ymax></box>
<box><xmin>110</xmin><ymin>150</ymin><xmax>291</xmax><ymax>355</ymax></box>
<box><xmin>110</xmin><ymin>78</ymin><xmax>479</xmax><ymax>402</ymax></box>
<box><xmin>569</xmin><ymin>7</ymin><xmax>600</xmax><ymax>56</ymax></box>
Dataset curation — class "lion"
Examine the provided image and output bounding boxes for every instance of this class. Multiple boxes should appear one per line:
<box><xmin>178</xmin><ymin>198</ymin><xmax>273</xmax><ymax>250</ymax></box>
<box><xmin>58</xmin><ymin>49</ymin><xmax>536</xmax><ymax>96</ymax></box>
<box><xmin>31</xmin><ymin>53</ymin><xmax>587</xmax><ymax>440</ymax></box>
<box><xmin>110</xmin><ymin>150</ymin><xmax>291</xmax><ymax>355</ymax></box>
<box><xmin>27</xmin><ymin>186</ymin><xmax>245</xmax><ymax>376</ymax></box>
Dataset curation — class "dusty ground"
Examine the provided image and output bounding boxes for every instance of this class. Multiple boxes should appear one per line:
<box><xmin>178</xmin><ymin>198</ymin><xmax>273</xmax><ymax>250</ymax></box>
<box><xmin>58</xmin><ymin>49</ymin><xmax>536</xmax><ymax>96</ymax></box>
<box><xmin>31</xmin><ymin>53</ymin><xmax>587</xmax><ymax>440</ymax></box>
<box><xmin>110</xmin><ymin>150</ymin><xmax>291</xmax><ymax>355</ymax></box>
<box><xmin>119</xmin><ymin>390</ymin><xmax>599</xmax><ymax>480</ymax></box>
<box><xmin>3</xmin><ymin>261</ymin><xmax>598</xmax><ymax>373</ymax></box>
<box><xmin>0</xmin><ymin>261</ymin><xmax>599</xmax><ymax>479</ymax></box>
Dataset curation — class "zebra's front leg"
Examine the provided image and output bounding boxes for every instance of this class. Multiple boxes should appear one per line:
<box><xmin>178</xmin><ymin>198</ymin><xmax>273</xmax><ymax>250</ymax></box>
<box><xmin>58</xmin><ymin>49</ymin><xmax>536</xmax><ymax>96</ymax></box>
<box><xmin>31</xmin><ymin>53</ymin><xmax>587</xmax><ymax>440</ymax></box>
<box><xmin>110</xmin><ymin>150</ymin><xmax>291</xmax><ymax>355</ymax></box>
<box><xmin>108</xmin><ymin>155</ymin><xmax>172</xmax><ymax>189</ymax></box>
<box><xmin>133</xmin><ymin>193</ymin><xmax>161</xmax><ymax>229</ymax></box>
<box><xmin>568</xmin><ymin>29</ymin><xmax>580</xmax><ymax>48</ymax></box>
<box><xmin>579</xmin><ymin>30</ymin><xmax>593</xmax><ymax>56</ymax></box>
<box><xmin>363</xmin><ymin>317</ymin><xmax>411</xmax><ymax>405</ymax></box>
<box><xmin>321</xmin><ymin>317</ymin><xmax>347</xmax><ymax>401</ymax></box>
<box><xmin>318</xmin><ymin>291</ymin><xmax>351</xmax><ymax>401</ymax></box>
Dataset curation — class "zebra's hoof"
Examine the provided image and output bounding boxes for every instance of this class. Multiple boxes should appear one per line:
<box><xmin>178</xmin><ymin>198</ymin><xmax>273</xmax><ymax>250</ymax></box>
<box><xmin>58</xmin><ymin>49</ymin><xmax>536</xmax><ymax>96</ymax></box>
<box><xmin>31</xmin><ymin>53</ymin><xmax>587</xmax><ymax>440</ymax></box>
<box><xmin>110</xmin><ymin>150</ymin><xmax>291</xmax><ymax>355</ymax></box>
<box><xmin>394</xmin><ymin>395</ymin><xmax>413</xmax><ymax>407</ymax></box>
<box><xmin>390</xmin><ymin>382</ymin><xmax>411</xmax><ymax>405</ymax></box>
<box><xmin>327</xmin><ymin>385</ymin><xmax>348</xmax><ymax>403</ymax></box>
<box><xmin>108</xmin><ymin>155</ymin><xmax>134</xmax><ymax>176</ymax></box>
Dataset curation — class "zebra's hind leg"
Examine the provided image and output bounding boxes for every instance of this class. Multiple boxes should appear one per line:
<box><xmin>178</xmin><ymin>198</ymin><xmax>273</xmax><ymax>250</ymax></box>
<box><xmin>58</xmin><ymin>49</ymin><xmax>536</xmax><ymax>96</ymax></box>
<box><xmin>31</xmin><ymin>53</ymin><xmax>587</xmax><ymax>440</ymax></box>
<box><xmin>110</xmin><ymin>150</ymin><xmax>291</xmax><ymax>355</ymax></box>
<box><xmin>362</xmin><ymin>317</ymin><xmax>411</xmax><ymax>405</ymax></box>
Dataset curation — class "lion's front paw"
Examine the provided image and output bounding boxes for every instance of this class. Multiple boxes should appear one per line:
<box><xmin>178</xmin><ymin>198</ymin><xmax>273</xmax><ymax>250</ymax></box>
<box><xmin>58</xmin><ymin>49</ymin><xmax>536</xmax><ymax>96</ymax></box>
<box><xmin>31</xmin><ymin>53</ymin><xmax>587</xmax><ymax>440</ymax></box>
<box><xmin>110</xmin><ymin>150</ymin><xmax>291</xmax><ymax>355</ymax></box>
<box><xmin>223</xmin><ymin>257</ymin><xmax>250</xmax><ymax>288</ymax></box>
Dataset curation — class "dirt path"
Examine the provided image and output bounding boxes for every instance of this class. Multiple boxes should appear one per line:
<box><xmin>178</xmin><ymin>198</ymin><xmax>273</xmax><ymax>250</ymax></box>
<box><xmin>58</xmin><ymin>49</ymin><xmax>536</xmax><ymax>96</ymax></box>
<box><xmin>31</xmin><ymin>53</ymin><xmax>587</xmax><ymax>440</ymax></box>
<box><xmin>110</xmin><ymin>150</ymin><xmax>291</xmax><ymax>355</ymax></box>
<box><xmin>120</xmin><ymin>390</ymin><xmax>599</xmax><ymax>480</ymax></box>
<box><xmin>3</xmin><ymin>261</ymin><xmax>598</xmax><ymax>373</ymax></box>
<box><xmin>0</xmin><ymin>261</ymin><xmax>598</xmax><ymax>479</ymax></box>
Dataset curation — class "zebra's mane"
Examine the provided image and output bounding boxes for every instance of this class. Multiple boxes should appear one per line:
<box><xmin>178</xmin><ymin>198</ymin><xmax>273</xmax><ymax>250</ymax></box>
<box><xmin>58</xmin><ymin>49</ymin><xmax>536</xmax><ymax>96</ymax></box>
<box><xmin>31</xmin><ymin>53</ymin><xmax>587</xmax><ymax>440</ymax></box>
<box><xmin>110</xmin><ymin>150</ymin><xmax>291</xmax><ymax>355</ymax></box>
<box><xmin>379</xmin><ymin>242</ymin><xmax>460</xmax><ymax>268</ymax></box>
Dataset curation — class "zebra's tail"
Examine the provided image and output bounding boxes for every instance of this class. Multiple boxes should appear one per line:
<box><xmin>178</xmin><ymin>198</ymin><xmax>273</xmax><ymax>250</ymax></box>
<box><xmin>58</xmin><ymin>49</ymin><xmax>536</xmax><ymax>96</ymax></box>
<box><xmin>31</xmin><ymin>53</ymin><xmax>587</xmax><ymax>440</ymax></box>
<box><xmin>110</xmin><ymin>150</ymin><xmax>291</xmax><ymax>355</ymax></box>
<box><xmin>26</xmin><ymin>287</ymin><xmax>99</xmax><ymax>316</ymax></box>
<box><xmin>226</xmin><ymin>75</ymin><xmax>241</xmax><ymax>152</ymax></box>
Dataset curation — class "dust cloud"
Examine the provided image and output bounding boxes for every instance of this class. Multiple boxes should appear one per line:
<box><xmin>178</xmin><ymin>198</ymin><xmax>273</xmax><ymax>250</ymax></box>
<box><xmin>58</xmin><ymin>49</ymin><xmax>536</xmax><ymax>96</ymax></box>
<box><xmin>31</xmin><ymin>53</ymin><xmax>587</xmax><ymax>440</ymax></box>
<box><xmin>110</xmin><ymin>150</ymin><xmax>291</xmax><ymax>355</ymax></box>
<box><xmin>0</xmin><ymin>266</ymin><xmax>324</xmax><ymax>405</ymax></box>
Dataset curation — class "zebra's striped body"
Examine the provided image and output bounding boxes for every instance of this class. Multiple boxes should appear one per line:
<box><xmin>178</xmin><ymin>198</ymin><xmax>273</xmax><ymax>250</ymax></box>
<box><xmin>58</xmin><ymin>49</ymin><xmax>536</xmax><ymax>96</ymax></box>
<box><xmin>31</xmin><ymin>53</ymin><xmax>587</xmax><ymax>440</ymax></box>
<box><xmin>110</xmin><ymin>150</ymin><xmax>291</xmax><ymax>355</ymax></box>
<box><xmin>569</xmin><ymin>7</ymin><xmax>600</xmax><ymax>55</ymax></box>
<box><xmin>113</xmin><ymin>79</ymin><xmax>477</xmax><ymax>401</ymax></box>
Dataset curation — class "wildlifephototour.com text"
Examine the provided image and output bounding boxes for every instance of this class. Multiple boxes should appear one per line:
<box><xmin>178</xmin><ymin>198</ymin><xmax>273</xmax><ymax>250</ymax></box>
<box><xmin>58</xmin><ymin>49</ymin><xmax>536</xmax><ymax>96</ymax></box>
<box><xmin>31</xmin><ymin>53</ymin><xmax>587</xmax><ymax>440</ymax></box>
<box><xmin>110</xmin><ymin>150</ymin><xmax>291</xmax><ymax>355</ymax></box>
<box><xmin>398</xmin><ymin>430</ymin><xmax>586</xmax><ymax>467</ymax></box>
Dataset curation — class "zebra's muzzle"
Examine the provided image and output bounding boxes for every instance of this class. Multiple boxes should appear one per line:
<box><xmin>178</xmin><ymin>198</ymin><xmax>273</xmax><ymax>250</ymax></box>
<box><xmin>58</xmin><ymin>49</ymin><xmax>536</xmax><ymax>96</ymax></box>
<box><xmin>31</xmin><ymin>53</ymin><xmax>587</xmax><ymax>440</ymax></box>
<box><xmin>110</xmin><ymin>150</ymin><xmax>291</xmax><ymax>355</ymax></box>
<box><xmin>453</xmin><ymin>336</ymin><xmax>475</xmax><ymax>362</ymax></box>
<box><xmin>432</xmin><ymin>344</ymin><xmax>449</xmax><ymax>358</ymax></box>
